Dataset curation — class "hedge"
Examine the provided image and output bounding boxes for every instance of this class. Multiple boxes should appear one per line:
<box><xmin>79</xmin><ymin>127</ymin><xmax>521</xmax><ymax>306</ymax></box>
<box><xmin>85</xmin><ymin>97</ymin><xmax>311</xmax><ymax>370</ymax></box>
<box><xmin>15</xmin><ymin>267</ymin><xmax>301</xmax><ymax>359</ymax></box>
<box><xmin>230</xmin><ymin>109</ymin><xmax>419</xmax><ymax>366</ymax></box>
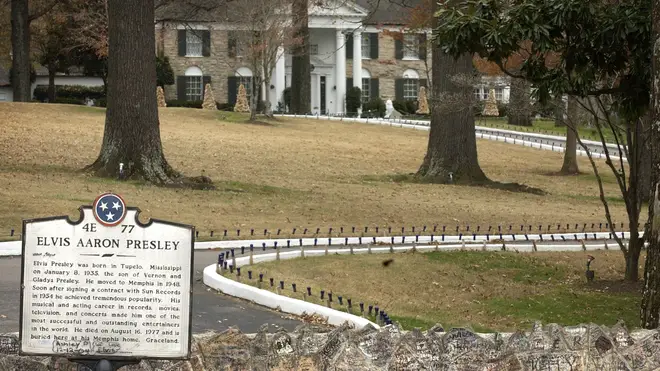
<box><xmin>33</xmin><ymin>85</ymin><xmax>105</xmax><ymax>102</ymax></box>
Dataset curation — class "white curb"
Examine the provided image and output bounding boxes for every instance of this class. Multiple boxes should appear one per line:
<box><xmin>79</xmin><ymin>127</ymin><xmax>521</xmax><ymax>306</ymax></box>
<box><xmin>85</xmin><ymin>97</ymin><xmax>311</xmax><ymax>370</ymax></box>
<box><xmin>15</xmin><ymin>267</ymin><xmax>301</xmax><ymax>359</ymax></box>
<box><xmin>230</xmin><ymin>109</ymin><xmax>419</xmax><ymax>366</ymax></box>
<box><xmin>277</xmin><ymin>114</ymin><xmax>626</xmax><ymax>162</ymax></box>
<box><xmin>203</xmin><ymin>262</ymin><xmax>378</xmax><ymax>329</ymax></box>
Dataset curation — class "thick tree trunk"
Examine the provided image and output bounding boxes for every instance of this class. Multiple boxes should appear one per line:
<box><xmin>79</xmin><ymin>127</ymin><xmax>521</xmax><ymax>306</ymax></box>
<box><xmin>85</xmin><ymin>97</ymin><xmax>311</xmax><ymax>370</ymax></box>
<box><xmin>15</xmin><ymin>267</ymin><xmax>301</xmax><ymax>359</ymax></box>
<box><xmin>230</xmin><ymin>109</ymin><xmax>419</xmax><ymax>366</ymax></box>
<box><xmin>641</xmin><ymin>1</ymin><xmax>660</xmax><ymax>327</ymax></box>
<box><xmin>11</xmin><ymin>0</ymin><xmax>31</xmax><ymax>102</ymax></box>
<box><xmin>86</xmin><ymin>0</ymin><xmax>178</xmax><ymax>183</ymax></box>
<box><xmin>560</xmin><ymin>96</ymin><xmax>579</xmax><ymax>174</ymax></box>
<box><xmin>290</xmin><ymin>0</ymin><xmax>310</xmax><ymax>114</ymax></box>
<box><xmin>507</xmin><ymin>77</ymin><xmax>532</xmax><ymax>126</ymax></box>
<box><xmin>416</xmin><ymin>9</ymin><xmax>486</xmax><ymax>183</ymax></box>
<box><xmin>47</xmin><ymin>65</ymin><xmax>56</xmax><ymax>103</ymax></box>
<box><xmin>642</xmin><ymin>185</ymin><xmax>660</xmax><ymax>327</ymax></box>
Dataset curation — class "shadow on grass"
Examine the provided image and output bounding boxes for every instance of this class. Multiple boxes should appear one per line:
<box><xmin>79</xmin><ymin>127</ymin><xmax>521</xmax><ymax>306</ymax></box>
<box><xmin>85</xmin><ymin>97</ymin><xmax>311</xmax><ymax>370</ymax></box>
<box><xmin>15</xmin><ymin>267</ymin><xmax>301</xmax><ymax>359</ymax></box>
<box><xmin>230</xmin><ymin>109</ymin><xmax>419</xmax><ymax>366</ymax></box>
<box><xmin>360</xmin><ymin>173</ymin><xmax>547</xmax><ymax>195</ymax></box>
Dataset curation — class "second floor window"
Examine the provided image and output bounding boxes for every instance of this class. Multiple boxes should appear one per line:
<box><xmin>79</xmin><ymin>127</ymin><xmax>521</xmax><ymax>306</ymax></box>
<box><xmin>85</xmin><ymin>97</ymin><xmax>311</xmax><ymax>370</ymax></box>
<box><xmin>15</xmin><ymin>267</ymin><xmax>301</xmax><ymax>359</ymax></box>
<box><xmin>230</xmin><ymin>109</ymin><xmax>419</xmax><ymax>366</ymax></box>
<box><xmin>186</xmin><ymin>30</ymin><xmax>203</xmax><ymax>56</ymax></box>
<box><xmin>403</xmin><ymin>34</ymin><xmax>419</xmax><ymax>60</ymax></box>
<box><xmin>361</xmin><ymin>34</ymin><xmax>370</xmax><ymax>59</ymax></box>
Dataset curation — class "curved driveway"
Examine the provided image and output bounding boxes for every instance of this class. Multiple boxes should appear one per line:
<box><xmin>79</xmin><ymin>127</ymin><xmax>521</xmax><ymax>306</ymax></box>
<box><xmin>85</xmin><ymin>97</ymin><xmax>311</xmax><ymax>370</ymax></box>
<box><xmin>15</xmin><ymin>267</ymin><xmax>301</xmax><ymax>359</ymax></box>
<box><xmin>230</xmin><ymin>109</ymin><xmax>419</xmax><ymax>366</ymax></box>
<box><xmin>0</xmin><ymin>250</ymin><xmax>302</xmax><ymax>334</ymax></box>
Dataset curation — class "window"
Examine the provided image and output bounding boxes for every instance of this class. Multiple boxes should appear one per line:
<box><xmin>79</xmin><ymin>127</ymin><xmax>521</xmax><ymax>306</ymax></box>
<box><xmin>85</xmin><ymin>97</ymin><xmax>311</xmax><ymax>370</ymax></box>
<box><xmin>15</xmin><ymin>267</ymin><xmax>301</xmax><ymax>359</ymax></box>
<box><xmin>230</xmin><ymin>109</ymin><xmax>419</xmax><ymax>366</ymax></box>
<box><xmin>361</xmin><ymin>68</ymin><xmax>371</xmax><ymax>103</ymax></box>
<box><xmin>361</xmin><ymin>34</ymin><xmax>370</xmax><ymax>59</ymax></box>
<box><xmin>235</xmin><ymin>67</ymin><xmax>253</xmax><ymax>102</ymax></box>
<box><xmin>474</xmin><ymin>88</ymin><xmax>481</xmax><ymax>100</ymax></box>
<box><xmin>402</xmin><ymin>69</ymin><xmax>419</xmax><ymax>100</ymax></box>
<box><xmin>361</xmin><ymin>79</ymin><xmax>370</xmax><ymax>103</ymax></box>
<box><xmin>186</xmin><ymin>76</ymin><xmax>202</xmax><ymax>101</ymax></box>
<box><xmin>495</xmin><ymin>87</ymin><xmax>503</xmax><ymax>101</ymax></box>
<box><xmin>184</xmin><ymin>66</ymin><xmax>203</xmax><ymax>101</ymax></box>
<box><xmin>403</xmin><ymin>34</ymin><xmax>419</xmax><ymax>60</ymax></box>
<box><xmin>238</xmin><ymin>76</ymin><xmax>252</xmax><ymax>101</ymax></box>
<box><xmin>403</xmin><ymin>79</ymin><xmax>418</xmax><ymax>100</ymax></box>
<box><xmin>186</xmin><ymin>30</ymin><xmax>203</xmax><ymax>57</ymax></box>
<box><xmin>310</xmin><ymin>44</ymin><xmax>319</xmax><ymax>55</ymax></box>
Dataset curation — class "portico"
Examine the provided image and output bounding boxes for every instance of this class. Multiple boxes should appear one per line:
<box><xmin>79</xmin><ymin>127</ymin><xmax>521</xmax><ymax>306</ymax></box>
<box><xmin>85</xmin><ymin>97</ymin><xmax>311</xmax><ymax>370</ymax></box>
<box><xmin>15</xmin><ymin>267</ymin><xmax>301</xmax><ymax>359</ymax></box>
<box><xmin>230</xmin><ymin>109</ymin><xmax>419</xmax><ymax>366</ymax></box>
<box><xmin>270</xmin><ymin>0</ymin><xmax>368</xmax><ymax>114</ymax></box>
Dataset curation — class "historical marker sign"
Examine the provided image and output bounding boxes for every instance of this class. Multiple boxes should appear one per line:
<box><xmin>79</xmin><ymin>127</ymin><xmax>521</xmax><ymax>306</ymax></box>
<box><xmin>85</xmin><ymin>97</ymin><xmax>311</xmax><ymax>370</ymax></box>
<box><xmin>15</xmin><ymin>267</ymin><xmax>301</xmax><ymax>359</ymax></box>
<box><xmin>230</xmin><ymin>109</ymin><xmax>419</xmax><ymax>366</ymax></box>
<box><xmin>19</xmin><ymin>193</ymin><xmax>194</xmax><ymax>360</ymax></box>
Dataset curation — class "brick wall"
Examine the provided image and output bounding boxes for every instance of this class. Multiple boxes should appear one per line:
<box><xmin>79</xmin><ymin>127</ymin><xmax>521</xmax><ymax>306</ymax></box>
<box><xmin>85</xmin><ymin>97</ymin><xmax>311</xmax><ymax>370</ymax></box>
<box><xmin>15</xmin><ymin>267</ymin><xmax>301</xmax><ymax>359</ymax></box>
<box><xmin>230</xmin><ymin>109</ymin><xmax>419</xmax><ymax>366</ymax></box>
<box><xmin>347</xmin><ymin>32</ymin><xmax>431</xmax><ymax>101</ymax></box>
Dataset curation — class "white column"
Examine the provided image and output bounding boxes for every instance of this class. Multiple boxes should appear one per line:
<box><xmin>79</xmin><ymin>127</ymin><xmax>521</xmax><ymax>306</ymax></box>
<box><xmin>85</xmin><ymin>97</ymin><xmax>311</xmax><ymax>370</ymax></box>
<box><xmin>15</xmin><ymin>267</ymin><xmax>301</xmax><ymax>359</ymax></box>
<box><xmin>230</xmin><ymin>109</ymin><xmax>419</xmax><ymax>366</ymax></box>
<box><xmin>352</xmin><ymin>31</ymin><xmax>362</xmax><ymax>115</ymax></box>
<box><xmin>315</xmin><ymin>74</ymin><xmax>321</xmax><ymax>114</ymax></box>
<box><xmin>335</xmin><ymin>29</ymin><xmax>346</xmax><ymax>114</ymax></box>
<box><xmin>275</xmin><ymin>45</ymin><xmax>286</xmax><ymax>110</ymax></box>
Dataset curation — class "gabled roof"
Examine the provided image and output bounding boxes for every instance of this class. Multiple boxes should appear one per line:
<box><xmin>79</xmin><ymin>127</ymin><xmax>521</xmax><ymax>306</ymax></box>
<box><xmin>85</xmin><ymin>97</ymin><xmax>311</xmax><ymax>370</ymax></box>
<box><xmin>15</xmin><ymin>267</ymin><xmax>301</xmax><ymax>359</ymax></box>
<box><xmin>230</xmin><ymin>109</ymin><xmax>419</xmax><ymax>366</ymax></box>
<box><xmin>155</xmin><ymin>0</ymin><xmax>423</xmax><ymax>26</ymax></box>
<box><xmin>356</xmin><ymin>0</ymin><xmax>424</xmax><ymax>26</ymax></box>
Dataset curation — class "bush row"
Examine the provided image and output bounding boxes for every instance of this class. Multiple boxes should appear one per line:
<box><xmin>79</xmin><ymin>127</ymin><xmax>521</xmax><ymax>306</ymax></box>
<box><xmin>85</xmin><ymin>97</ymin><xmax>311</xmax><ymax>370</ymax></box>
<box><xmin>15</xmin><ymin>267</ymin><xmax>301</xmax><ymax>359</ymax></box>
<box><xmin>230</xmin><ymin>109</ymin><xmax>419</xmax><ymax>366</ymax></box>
<box><xmin>33</xmin><ymin>85</ymin><xmax>105</xmax><ymax>102</ymax></box>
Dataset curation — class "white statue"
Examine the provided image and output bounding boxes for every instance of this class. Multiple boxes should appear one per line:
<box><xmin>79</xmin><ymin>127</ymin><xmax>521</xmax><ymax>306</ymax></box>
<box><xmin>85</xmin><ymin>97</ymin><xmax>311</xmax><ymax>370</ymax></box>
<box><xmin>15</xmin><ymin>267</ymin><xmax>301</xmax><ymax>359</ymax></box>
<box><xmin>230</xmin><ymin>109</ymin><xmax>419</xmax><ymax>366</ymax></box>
<box><xmin>385</xmin><ymin>99</ymin><xmax>394</xmax><ymax>118</ymax></box>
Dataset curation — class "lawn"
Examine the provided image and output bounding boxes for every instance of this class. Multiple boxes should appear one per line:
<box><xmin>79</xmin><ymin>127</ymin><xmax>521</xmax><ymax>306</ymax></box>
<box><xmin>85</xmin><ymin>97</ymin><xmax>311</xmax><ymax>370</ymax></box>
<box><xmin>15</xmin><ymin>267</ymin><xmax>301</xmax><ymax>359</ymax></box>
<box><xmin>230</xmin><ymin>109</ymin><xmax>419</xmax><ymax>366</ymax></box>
<box><xmin>0</xmin><ymin>102</ymin><xmax>631</xmax><ymax>240</ymax></box>
<box><xmin>236</xmin><ymin>250</ymin><xmax>643</xmax><ymax>332</ymax></box>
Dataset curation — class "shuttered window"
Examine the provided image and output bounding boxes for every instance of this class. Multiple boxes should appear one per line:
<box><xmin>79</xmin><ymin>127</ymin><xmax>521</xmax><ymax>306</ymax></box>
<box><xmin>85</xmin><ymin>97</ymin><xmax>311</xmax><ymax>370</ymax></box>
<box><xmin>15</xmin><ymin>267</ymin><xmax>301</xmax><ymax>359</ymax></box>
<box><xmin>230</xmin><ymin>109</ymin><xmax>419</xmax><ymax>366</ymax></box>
<box><xmin>186</xmin><ymin>31</ymin><xmax>203</xmax><ymax>57</ymax></box>
<box><xmin>186</xmin><ymin>76</ymin><xmax>202</xmax><ymax>101</ymax></box>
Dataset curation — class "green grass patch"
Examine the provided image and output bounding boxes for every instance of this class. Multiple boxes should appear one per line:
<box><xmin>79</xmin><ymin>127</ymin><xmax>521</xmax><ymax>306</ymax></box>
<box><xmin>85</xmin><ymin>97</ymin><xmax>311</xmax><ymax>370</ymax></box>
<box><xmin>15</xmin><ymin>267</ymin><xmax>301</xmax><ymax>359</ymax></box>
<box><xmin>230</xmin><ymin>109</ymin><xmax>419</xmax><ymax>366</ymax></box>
<box><xmin>239</xmin><ymin>250</ymin><xmax>641</xmax><ymax>332</ymax></box>
<box><xmin>425</xmin><ymin>251</ymin><xmax>567</xmax><ymax>283</ymax></box>
<box><xmin>485</xmin><ymin>290</ymin><xmax>639</xmax><ymax>328</ymax></box>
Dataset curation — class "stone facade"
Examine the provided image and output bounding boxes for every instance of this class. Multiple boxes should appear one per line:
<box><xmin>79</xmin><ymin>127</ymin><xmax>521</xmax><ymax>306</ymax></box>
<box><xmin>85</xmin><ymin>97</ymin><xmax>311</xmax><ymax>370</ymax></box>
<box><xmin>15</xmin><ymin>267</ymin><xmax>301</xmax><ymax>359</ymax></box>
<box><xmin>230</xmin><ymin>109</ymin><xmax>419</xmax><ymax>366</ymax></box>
<box><xmin>160</xmin><ymin>27</ymin><xmax>252</xmax><ymax>103</ymax></box>
<box><xmin>347</xmin><ymin>32</ymin><xmax>431</xmax><ymax>101</ymax></box>
<box><xmin>3</xmin><ymin>320</ymin><xmax>660</xmax><ymax>370</ymax></box>
<box><xmin>159</xmin><ymin>25</ymin><xmax>432</xmax><ymax>106</ymax></box>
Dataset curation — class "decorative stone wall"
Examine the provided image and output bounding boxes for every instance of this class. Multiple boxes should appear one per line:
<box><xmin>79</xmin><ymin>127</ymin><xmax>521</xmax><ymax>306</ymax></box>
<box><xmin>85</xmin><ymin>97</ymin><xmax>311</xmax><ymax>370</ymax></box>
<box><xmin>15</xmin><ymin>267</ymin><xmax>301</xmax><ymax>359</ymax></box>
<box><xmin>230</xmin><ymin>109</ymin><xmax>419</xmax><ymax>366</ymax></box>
<box><xmin>347</xmin><ymin>33</ymin><xmax>432</xmax><ymax>101</ymax></box>
<box><xmin>3</xmin><ymin>320</ymin><xmax>660</xmax><ymax>370</ymax></box>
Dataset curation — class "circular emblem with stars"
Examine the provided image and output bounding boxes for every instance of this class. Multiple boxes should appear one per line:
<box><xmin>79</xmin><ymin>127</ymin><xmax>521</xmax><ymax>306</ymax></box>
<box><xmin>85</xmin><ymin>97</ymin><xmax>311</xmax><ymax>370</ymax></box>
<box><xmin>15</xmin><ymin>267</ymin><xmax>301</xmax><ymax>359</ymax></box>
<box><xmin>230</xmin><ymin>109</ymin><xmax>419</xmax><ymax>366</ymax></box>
<box><xmin>92</xmin><ymin>193</ymin><xmax>127</xmax><ymax>227</ymax></box>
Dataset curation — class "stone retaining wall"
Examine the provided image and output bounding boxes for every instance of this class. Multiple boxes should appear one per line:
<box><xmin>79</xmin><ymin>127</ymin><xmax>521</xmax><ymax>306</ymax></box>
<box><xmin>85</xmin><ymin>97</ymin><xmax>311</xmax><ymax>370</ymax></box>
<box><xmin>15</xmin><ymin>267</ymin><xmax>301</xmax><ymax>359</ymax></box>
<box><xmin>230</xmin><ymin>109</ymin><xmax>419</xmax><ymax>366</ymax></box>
<box><xmin>2</xmin><ymin>320</ymin><xmax>660</xmax><ymax>370</ymax></box>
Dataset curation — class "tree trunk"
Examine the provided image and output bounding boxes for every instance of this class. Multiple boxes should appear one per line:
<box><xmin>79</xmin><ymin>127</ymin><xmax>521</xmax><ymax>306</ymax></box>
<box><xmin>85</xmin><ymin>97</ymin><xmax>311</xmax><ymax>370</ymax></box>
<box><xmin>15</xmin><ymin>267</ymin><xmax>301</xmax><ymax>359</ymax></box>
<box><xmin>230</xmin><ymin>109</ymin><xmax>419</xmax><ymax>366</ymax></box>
<box><xmin>86</xmin><ymin>0</ymin><xmax>178</xmax><ymax>183</ymax></box>
<box><xmin>560</xmin><ymin>96</ymin><xmax>579</xmax><ymax>175</ymax></box>
<box><xmin>290</xmin><ymin>0</ymin><xmax>310</xmax><ymax>114</ymax></box>
<box><xmin>625</xmin><ymin>229</ymin><xmax>642</xmax><ymax>282</ymax></box>
<box><xmin>641</xmin><ymin>0</ymin><xmax>660</xmax><ymax>327</ymax></box>
<box><xmin>553</xmin><ymin>95</ymin><xmax>564</xmax><ymax>127</ymax></box>
<box><xmin>416</xmin><ymin>0</ymin><xmax>487</xmax><ymax>183</ymax></box>
<box><xmin>642</xmin><ymin>184</ymin><xmax>660</xmax><ymax>327</ymax></box>
<box><xmin>11</xmin><ymin>0</ymin><xmax>31</xmax><ymax>102</ymax></box>
<box><xmin>47</xmin><ymin>65</ymin><xmax>56</xmax><ymax>103</ymax></box>
<box><xmin>639</xmin><ymin>113</ymin><xmax>652</xmax><ymax>203</ymax></box>
<box><xmin>507</xmin><ymin>77</ymin><xmax>532</xmax><ymax>126</ymax></box>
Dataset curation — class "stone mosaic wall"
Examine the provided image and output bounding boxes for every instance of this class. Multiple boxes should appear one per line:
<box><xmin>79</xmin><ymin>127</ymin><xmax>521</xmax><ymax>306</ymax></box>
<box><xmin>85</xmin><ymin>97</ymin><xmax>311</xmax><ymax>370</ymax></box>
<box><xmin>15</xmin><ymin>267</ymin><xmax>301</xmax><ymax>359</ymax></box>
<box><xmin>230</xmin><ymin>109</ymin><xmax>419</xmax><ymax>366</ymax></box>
<box><xmin>2</xmin><ymin>320</ymin><xmax>659</xmax><ymax>370</ymax></box>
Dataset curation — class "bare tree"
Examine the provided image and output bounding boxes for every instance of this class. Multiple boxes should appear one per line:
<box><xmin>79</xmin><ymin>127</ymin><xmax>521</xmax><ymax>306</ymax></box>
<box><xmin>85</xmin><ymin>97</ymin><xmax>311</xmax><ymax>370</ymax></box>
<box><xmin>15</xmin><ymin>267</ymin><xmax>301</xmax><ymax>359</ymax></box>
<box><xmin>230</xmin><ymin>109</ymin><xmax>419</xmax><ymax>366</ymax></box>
<box><xmin>222</xmin><ymin>0</ymin><xmax>297</xmax><ymax>120</ymax></box>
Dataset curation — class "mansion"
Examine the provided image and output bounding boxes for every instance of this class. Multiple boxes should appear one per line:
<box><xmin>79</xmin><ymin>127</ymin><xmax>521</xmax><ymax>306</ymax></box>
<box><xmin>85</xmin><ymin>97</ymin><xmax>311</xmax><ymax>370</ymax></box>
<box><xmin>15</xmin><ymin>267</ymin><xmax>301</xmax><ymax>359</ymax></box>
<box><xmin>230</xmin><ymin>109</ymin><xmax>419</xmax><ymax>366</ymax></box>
<box><xmin>155</xmin><ymin>0</ymin><xmax>510</xmax><ymax>115</ymax></box>
<box><xmin>0</xmin><ymin>0</ymin><xmax>510</xmax><ymax>108</ymax></box>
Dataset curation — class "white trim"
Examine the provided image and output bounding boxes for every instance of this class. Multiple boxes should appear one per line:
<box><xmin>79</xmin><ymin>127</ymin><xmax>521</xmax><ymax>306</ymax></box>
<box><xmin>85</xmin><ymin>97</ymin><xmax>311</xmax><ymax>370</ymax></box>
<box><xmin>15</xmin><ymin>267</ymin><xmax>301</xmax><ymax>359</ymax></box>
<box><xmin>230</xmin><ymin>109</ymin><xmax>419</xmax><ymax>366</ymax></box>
<box><xmin>235</xmin><ymin>67</ymin><xmax>253</xmax><ymax>77</ymax></box>
<box><xmin>361</xmin><ymin>68</ymin><xmax>371</xmax><ymax>79</ymax></box>
<box><xmin>402</xmin><ymin>69</ymin><xmax>419</xmax><ymax>79</ymax></box>
<box><xmin>184</xmin><ymin>66</ymin><xmax>203</xmax><ymax>76</ymax></box>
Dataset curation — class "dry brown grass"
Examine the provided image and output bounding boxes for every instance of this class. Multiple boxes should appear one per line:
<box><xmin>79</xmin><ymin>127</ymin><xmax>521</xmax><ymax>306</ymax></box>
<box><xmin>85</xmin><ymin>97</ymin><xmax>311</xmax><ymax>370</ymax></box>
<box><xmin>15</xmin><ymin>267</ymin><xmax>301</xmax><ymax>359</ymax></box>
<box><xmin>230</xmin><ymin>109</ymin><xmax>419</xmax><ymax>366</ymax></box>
<box><xmin>243</xmin><ymin>250</ymin><xmax>642</xmax><ymax>332</ymax></box>
<box><xmin>0</xmin><ymin>102</ymin><xmax>631</xmax><ymax>238</ymax></box>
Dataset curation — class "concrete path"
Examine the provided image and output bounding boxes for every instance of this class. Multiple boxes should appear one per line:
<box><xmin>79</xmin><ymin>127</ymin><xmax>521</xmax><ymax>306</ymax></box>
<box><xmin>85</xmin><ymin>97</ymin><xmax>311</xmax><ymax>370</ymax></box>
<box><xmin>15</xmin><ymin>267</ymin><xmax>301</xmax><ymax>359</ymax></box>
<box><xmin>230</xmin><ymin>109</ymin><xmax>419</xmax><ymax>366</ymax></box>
<box><xmin>0</xmin><ymin>250</ymin><xmax>303</xmax><ymax>334</ymax></box>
